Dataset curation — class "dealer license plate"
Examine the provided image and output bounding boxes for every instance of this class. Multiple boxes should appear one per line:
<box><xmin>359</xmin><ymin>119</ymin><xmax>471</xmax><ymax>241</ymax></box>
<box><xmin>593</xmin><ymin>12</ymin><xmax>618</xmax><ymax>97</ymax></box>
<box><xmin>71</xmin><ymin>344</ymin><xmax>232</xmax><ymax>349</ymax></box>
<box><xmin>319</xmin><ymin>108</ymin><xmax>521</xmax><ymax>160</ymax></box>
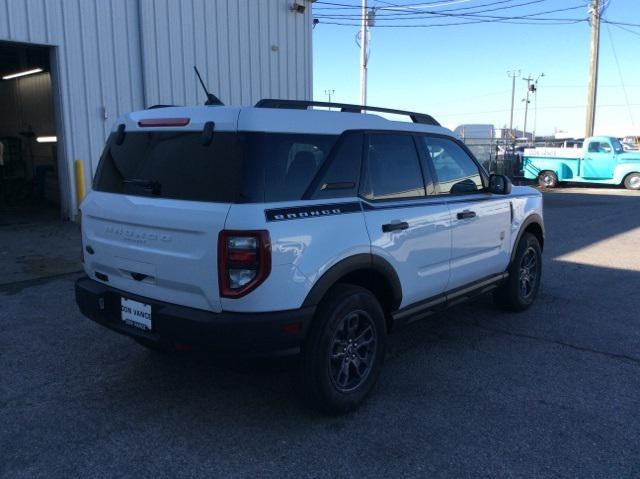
<box><xmin>120</xmin><ymin>298</ymin><xmax>152</xmax><ymax>331</ymax></box>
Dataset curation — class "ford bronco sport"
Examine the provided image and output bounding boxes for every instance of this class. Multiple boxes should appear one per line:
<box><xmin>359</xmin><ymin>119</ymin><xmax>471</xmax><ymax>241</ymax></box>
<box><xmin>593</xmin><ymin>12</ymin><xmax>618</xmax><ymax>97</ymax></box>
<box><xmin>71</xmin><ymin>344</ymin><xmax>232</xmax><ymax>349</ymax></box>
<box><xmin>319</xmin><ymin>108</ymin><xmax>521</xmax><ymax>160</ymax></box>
<box><xmin>75</xmin><ymin>99</ymin><xmax>544</xmax><ymax>413</ymax></box>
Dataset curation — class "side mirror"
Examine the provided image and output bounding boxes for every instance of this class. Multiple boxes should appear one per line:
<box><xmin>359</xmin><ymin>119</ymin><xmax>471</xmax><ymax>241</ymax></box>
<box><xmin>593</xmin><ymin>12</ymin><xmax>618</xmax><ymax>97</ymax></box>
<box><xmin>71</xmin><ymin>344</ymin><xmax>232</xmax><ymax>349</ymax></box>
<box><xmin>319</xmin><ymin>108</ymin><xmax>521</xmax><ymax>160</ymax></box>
<box><xmin>489</xmin><ymin>174</ymin><xmax>512</xmax><ymax>195</ymax></box>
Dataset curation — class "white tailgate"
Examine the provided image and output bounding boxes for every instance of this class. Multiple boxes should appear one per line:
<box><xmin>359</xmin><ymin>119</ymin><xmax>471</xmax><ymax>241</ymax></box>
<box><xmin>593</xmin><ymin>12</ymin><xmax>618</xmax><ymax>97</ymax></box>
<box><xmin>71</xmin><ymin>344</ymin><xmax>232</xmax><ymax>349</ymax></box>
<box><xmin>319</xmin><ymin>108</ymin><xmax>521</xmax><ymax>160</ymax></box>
<box><xmin>81</xmin><ymin>191</ymin><xmax>230</xmax><ymax>312</ymax></box>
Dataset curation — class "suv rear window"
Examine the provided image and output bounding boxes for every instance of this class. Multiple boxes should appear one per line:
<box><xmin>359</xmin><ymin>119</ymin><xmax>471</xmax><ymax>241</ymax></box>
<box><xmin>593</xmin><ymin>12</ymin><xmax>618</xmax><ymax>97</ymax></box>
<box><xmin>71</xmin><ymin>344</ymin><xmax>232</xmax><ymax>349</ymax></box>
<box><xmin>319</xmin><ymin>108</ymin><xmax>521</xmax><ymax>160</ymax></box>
<box><xmin>94</xmin><ymin>131</ymin><xmax>245</xmax><ymax>203</ymax></box>
<box><xmin>94</xmin><ymin>131</ymin><xmax>338</xmax><ymax>203</ymax></box>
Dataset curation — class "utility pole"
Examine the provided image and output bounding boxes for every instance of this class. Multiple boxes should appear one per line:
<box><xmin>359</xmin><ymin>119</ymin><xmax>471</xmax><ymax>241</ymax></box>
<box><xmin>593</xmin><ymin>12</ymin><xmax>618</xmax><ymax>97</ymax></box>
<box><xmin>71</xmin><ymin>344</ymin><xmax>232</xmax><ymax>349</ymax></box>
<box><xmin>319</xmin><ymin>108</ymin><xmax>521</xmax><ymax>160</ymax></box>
<box><xmin>358</xmin><ymin>2</ymin><xmax>375</xmax><ymax>107</ymax></box>
<box><xmin>522</xmin><ymin>75</ymin><xmax>533</xmax><ymax>143</ymax></box>
<box><xmin>531</xmin><ymin>73</ymin><xmax>544</xmax><ymax>144</ymax></box>
<box><xmin>324</xmin><ymin>89</ymin><xmax>335</xmax><ymax>109</ymax></box>
<box><xmin>507</xmin><ymin>70</ymin><xmax>521</xmax><ymax>141</ymax></box>
<box><xmin>585</xmin><ymin>0</ymin><xmax>601</xmax><ymax>138</ymax></box>
<box><xmin>359</xmin><ymin>0</ymin><xmax>368</xmax><ymax>107</ymax></box>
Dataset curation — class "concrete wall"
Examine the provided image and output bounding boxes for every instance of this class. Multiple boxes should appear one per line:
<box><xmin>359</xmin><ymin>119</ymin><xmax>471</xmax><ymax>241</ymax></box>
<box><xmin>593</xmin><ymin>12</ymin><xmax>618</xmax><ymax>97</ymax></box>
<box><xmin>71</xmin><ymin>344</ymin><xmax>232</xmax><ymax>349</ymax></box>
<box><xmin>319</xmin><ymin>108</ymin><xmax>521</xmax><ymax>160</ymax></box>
<box><xmin>0</xmin><ymin>0</ymin><xmax>313</xmax><ymax>219</ymax></box>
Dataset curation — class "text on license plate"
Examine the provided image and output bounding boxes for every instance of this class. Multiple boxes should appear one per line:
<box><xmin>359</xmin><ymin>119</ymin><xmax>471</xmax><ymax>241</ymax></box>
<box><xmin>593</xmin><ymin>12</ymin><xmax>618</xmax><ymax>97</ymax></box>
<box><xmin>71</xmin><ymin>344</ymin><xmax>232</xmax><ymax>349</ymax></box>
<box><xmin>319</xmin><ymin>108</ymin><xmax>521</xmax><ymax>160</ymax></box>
<box><xmin>121</xmin><ymin>298</ymin><xmax>152</xmax><ymax>331</ymax></box>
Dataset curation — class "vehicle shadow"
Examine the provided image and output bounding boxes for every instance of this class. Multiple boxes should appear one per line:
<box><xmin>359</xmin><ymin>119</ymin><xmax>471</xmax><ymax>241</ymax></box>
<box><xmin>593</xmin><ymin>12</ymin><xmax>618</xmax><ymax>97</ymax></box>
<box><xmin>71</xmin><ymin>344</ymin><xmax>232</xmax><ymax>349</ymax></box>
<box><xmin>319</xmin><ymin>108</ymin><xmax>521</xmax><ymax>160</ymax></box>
<box><xmin>104</xmin><ymin>251</ymin><xmax>640</xmax><ymax>424</ymax></box>
<box><xmin>103</xmin><ymin>189</ymin><xmax>640</xmax><ymax>418</ymax></box>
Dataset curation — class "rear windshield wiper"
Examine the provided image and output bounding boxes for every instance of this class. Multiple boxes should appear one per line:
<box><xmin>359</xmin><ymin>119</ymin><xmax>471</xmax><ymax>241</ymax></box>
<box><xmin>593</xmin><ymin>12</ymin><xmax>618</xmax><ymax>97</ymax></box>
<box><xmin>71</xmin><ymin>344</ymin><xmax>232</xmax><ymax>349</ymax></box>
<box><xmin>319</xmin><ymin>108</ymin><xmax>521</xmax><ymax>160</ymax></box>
<box><xmin>123</xmin><ymin>179</ymin><xmax>162</xmax><ymax>196</ymax></box>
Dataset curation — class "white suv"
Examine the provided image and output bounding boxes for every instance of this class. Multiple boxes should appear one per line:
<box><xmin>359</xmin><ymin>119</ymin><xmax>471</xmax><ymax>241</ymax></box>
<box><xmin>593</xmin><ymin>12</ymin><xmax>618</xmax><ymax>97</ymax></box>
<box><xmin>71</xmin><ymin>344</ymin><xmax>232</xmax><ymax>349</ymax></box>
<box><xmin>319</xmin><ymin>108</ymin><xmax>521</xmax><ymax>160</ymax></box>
<box><xmin>76</xmin><ymin>99</ymin><xmax>544</xmax><ymax>413</ymax></box>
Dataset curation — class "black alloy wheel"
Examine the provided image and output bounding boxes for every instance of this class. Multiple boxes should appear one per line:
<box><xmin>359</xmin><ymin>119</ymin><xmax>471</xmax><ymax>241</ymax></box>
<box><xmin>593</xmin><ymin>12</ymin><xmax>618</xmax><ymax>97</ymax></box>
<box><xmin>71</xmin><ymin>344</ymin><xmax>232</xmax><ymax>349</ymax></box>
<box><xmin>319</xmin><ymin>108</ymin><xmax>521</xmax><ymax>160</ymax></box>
<box><xmin>300</xmin><ymin>284</ymin><xmax>386</xmax><ymax>414</ymax></box>
<box><xmin>328</xmin><ymin>310</ymin><xmax>377</xmax><ymax>392</ymax></box>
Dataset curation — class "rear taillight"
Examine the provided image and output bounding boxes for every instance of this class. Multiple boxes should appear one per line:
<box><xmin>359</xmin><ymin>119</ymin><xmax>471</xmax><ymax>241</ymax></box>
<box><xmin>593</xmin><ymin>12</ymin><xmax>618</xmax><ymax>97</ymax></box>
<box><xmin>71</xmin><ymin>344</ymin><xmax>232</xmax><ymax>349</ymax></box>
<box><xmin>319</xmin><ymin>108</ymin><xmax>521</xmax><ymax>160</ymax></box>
<box><xmin>218</xmin><ymin>230</ymin><xmax>271</xmax><ymax>298</ymax></box>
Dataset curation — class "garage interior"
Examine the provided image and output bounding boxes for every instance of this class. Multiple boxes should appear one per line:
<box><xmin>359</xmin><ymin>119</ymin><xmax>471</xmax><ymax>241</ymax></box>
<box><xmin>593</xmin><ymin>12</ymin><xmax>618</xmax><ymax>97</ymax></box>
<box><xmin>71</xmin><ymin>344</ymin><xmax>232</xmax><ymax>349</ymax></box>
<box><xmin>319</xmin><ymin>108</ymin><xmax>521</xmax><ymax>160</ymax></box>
<box><xmin>0</xmin><ymin>41</ymin><xmax>81</xmax><ymax>285</ymax></box>
<box><xmin>0</xmin><ymin>41</ymin><xmax>60</xmax><ymax>225</ymax></box>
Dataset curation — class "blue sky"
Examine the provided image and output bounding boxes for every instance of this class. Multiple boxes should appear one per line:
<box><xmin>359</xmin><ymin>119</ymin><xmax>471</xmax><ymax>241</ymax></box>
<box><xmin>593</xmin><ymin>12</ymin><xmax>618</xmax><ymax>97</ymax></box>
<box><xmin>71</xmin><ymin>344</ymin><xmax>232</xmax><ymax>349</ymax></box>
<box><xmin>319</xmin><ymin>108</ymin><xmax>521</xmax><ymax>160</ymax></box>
<box><xmin>312</xmin><ymin>0</ymin><xmax>640</xmax><ymax>137</ymax></box>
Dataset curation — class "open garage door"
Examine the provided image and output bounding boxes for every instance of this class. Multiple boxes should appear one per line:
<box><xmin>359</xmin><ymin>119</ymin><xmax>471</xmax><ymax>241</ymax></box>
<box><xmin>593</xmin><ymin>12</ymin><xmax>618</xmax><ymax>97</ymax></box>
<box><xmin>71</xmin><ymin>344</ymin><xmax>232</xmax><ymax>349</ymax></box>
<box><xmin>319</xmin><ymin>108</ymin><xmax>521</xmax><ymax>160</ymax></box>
<box><xmin>0</xmin><ymin>41</ymin><xmax>62</xmax><ymax>225</ymax></box>
<box><xmin>0</xmin><ymin>41</ymin><xmax>81</xmax><ymax>285</ymax></box>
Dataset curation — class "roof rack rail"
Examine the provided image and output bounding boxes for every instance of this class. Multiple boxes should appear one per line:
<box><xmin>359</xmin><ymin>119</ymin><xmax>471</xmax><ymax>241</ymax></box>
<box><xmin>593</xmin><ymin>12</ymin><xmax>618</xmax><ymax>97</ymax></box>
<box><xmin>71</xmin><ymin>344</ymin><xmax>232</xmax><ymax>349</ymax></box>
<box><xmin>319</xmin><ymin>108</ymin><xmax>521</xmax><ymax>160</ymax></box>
<box><xmin>254</xmin><ymin>99</ymin><xmax>440</xmax><ymax>126</ymax></box>
<box><xmin>147</xmin><ymin>104</ymin><xmax>179</xmax><ymax>109</ymax></box>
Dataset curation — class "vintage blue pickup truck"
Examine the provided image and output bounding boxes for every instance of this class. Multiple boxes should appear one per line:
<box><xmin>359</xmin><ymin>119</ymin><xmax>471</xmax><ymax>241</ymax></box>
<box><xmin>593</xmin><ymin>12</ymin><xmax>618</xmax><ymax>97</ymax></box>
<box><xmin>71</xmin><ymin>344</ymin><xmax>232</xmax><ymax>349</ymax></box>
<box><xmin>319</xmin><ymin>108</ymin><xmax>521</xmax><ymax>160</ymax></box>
<box><xmin>523</xmin><ymin>136</ymin><xmax>640</xmax><ymax>190</ymax></box>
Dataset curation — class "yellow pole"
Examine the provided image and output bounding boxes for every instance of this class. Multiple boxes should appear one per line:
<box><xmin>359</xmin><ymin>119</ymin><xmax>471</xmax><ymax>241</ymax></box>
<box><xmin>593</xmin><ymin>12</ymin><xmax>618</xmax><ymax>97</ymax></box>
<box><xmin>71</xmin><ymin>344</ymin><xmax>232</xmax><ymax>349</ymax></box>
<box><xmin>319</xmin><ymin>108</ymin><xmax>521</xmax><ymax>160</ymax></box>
<box><xmin>74</xmin><ymin>159</ymin><xmax>86</xmax><ymax>206</ymax></box>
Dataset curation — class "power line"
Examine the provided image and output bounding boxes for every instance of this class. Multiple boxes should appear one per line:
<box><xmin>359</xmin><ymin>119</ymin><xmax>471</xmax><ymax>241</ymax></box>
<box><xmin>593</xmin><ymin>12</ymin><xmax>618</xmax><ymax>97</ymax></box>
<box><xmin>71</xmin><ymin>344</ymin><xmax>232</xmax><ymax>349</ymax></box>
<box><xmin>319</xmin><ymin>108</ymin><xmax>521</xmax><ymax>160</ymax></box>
<box><xmin>365</xmin><ymin>0</ymin><xmax>551</xmax><ymax>16</ymax></box>
<box><xmin>605</xmin><ymin>22</ymin><xmax>635</xmax><ymax>126</ymax></box>
<box><xmin>429</xmin><ymin>89</ymin><xmax>511</xmax><ymax>106</ymax></box>
<box><xmin>373</xmin><ymin>0</ymin><xmax>477</xmax><ymax>10</ymax></box>
<box><xmin>544</xmin><ymin>83</ymin><xmax>640</xmax><ymax>88</ymax></box>
<box><xmin>314</xmin><ymin>4</ymin><xmax>589</xmax><ymax>26</ymax></box>
<box><xmin>607</xmin><ymin>23</ymin><xmax>640</xmax><ymax>37</ymax></box>
<box><xmin>319</xmin><ymin>18</ymin><xmax>584</xmax><ymax>27</ymax></box>
<box><xmin>316</xmin><ymin>0</ymin><xmax>552</xmax><ymax>19</ymax></box>
<box><xmin>369</xmin><ymin>0</ymin><xmax>546</xmax><ymax>14</ymax></box>
<box><xmin>315</xmin><ymin>3</ymin><xmax>587</xmax><ymax>21</ymax></box>
<box><xmin>601</xmin><ymin>18</ymin><xmax>640</xmax><ymax>27</ymax></box>
<box><xmin>435</xmin><ymin>103</ymin><xmax>640</xmax><ymax>118</ymax></box>
<box><xmin>313</xmin><ymin>0</ymin><xmax>476</xmax><ymax>9</ymax></box>
<box><xmin>315</xmin><ymin>0</ymin><xmax>524</xmax><ymax>11</ymax></box>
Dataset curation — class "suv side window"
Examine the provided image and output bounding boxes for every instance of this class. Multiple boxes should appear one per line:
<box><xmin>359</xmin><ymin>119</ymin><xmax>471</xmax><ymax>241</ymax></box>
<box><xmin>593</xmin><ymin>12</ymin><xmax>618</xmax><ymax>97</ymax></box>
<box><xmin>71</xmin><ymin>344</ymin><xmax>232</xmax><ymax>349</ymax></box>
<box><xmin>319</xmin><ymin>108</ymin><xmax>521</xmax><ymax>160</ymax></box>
<box><xmin>243</xmin><ymin>133</ymin><xmax>338</xmax><ymax>202</ymax></box>
<box><xmin>309</xmin><ymin>132</ymin><xmax>363</xmax><ymax>199</ymax></box>
<box><xmin>361</xmin><ymin>134</ymin><xmax>425</xmax><ymax>201</ymax></box>
<box><xmin>420</xmin><ymin>136</ymin><xmax>483</xmax><ymax>194</ymax></box>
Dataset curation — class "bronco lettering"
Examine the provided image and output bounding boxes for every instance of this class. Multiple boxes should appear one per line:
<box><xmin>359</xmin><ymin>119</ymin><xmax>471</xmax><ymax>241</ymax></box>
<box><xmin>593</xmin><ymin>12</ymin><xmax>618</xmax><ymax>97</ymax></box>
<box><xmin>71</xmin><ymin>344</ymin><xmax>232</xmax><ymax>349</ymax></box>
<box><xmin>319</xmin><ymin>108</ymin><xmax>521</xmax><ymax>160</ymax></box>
<box><xmin>105</xmin><ymin>225</ymin><xmax>171</xmax><ymax>243</ymax></box>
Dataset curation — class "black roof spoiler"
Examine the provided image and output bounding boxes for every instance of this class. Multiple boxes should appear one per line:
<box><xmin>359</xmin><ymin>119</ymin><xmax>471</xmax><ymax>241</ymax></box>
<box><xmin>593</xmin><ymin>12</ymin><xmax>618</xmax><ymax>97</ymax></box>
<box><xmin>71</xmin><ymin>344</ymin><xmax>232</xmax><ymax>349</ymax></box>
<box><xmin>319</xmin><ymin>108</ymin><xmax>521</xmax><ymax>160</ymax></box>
<box><xmin>254</xmin><ymin>99</ymin><xmax>440</xmax><ymax>126</ymax></box>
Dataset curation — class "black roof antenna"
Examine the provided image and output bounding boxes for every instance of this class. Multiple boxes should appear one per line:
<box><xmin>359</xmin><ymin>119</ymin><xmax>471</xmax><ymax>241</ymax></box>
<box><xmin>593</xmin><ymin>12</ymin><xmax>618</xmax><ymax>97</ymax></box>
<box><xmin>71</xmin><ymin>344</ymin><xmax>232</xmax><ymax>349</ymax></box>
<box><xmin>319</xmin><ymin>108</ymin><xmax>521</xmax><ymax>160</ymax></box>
<box><xmin>193</xmin><ymin>66</ymin><xmax>223</xmax><ymax>106</ymax></box>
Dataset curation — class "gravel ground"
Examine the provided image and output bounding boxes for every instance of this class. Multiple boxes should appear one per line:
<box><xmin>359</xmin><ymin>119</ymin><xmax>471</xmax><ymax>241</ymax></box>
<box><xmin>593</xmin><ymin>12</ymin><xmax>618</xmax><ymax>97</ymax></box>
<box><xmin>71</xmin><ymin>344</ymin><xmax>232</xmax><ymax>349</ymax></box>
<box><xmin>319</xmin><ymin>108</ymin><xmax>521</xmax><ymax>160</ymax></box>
<box><xmin>1</xmin><ymin>188</ymin><xmax>639</xmax><ymax>478</ymax></box>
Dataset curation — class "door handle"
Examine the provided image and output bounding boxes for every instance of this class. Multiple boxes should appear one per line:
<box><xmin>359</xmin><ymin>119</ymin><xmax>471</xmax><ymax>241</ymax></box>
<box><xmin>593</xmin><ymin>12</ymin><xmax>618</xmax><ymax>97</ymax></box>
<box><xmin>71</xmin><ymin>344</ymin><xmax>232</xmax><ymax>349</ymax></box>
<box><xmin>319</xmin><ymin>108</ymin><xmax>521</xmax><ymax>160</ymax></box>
<box><xmin>457</xmin><ymin>210</ymin><xmax>476</xmax><ymax>220</ymax></box>
<box><xmin>382</xmin><ymin>221</ymin><xmax>409</xmax><ymax>233</ymax></box>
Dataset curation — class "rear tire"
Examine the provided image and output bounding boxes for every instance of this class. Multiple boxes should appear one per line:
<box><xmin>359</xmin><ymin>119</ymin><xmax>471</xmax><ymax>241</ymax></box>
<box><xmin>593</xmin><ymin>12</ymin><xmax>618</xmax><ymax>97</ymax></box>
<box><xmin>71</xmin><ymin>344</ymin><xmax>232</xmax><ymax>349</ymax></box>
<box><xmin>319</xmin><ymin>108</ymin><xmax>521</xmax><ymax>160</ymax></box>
<box><xmin>300</xmin><ymin>284</ymin><xmax>386</xmax><ymax>414</ymax></box>
<box><xmin>537</xmin><ymin>171</ymin><xmax>557</xmax><ymax>188</ymax></box>
<box><xmin>494</xmin><ymin>232</ymin><xmax>542</xmax><ymax>311</ymax></box>
<box><xmin>623</xmin><ymin>173</ymin><xmax>640</xmax><ymax>190</ymax></box>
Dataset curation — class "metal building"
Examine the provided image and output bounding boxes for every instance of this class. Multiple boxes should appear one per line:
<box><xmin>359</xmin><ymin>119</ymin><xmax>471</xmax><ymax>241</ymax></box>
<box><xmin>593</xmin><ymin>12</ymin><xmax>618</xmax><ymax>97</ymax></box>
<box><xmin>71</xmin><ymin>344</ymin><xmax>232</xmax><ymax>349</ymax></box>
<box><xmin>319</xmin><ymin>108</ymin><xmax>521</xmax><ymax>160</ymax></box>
<box><xmin>0</xmin><ymin>0</ymin><xmax>313</xmax><ymax>221</ymax></box>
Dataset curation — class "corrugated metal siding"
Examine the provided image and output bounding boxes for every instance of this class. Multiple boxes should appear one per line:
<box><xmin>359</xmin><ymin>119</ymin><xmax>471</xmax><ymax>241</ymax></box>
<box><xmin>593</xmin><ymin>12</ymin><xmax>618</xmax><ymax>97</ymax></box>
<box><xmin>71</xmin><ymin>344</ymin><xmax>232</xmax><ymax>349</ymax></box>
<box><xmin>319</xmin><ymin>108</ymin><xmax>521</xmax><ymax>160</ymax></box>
<box><xmin>0</xmin><ymin>0</ymin><xmax>312</xmax><ymax>219</ymax></box>
<box><xmin>139</xmin><ymin>0</ymin><xmax>312</xmax><ymax>107</ymax></box>
<box><xmin>0</xmin><ymin>0</ymin><xmax>145</xmax><ymax>219</ymax></box>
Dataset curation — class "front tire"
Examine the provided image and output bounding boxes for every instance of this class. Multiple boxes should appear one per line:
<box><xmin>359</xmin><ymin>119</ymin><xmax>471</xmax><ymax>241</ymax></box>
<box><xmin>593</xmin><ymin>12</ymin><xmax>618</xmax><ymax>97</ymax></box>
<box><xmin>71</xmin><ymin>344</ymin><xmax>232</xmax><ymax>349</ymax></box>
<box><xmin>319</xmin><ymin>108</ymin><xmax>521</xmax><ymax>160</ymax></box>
<box><xmin>494</xmin><ymin>232</ymin><xmax>542</xmax><ymax>311</ymax></box>
<box><xmin>537</xmin><ymin>171</ymin><xmax>558</xmax><ymax>188</ymax></box>
<box><xmin>300</xmin><ymin>284</ymin><xmax>386</xmax><ymax>414</ymax></box>
<box><xmin>623</xmin><ymin>173</ymin><xmax>640</xmax><ymax>190</ymax></box>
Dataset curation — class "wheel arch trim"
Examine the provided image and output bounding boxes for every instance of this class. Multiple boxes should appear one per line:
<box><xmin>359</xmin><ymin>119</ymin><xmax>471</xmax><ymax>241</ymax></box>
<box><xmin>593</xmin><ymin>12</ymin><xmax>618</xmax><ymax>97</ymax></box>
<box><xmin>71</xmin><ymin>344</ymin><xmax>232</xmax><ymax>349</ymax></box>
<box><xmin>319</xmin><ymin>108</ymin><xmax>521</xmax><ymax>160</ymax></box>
<box><xmin>510</xmin><ymin>214</ymin><xmax>545</xmax><ymax>265</ymax></box>
<box><xmin>301</xmin><ymin>254</ymin><xmax>402</xmax><ymax>310</ymax></box>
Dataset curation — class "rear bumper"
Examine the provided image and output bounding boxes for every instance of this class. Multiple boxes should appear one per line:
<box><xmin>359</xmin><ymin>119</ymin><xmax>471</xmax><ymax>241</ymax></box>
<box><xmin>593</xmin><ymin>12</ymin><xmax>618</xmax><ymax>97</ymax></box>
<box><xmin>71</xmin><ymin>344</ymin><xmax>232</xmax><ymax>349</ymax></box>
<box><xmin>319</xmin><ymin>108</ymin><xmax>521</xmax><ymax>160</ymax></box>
<box><xmin>75</xmin><ymin>276</ymin><xmax>315</xmax><ymax>355</ymax></box>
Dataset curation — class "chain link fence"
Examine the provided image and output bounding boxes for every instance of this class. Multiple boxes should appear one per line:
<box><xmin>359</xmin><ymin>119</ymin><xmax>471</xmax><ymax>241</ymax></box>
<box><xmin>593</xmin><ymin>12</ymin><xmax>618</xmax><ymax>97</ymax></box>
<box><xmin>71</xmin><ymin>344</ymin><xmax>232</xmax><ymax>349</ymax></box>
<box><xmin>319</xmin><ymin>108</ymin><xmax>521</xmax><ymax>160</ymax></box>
<box><xmin>454</xmin><ymin>125</ymin><xmax>524</xmax><ymax>179</ymax></box>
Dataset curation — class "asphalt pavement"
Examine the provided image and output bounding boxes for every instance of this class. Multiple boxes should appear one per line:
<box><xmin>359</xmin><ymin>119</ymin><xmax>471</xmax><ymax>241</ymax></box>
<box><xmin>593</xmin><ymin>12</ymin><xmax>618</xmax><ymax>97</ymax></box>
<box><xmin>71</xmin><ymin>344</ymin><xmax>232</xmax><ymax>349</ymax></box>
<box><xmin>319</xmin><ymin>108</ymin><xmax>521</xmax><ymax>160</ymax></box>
<box><xmin>1</xmin><ymin>187</ymin><xmax>639</xmax><ymax>478</ymax></box>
